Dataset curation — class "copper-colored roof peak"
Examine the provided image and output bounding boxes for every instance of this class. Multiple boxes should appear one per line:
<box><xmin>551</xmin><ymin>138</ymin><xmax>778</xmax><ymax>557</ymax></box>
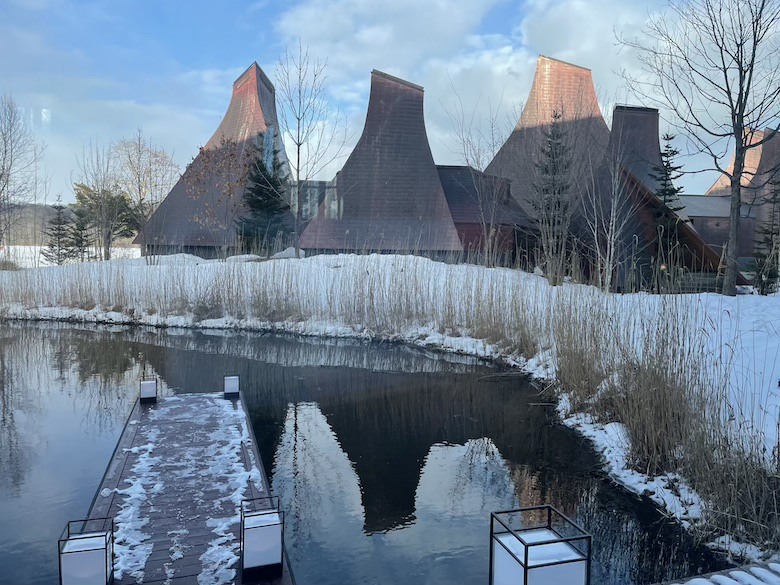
<box><xmin>137</xmin><ymin>60</ymin><xmax>285</xmax><ymax>251</ymax></box>
<box><xmin>234</xmin><ymin>61</ymin><xmax>275</xmax><ymax>94</ymax></box>
<box><xmin>486</xmin><ymin>53</ymin><xmax>610</xmax><ymax>213</ymax></box>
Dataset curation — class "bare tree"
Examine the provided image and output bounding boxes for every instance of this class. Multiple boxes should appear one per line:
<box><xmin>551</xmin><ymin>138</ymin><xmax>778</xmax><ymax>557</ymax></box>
<box><xmin>581</xmin><ymin>136</ymin><xmax>643</xmax><ymax>292</ymax></box>
<box><xmin>74</xmin><ymin>140</ymin><xmax>127</xmax><ymax>260</ymax></box>
<box><xmin>275</xmin><ymin>39</ymin><xmax>349</xmax><ymax>256</ymax></box>
<box><xmin>113</xmin><ymin>128</ymin><xmax>179</xmax><ymax>240</ymax></box>
<box><xmin>0</xmin><ymin>93</ymin><xmax>45</xmax><ymax>252</ymax></box>
<box><xmin>445</xmin><ymin>89</ymin><xmax>524</xmax><ymax>266</ymax></box>
<box><xmin>622</xmin><ymin>0</ymin><xmax>780</xmax><ymax>295</ymax></box>
<box><xmin>182</xmin><ymin>137</ymin><xmax>252</xmax><ymax>259</ymax></box>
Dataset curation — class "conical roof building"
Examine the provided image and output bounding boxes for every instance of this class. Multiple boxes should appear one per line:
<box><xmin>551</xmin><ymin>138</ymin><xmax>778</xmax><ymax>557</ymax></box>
<box><xmin>487</xmin><ymin>55</ymin><xmax>728</xmax><ymax>287</ymax></box>
<box><xmin>300</xmin><ymin>70</ymin><xmax>462</xmax><ymax>253</ymax></box>
<box><xmin>137</xmin><ymin>62</ymin><xmax>285</xmax><ymax>257</ymax></box>
<box><xmin>486</xmin><ymin>55</ymin><xmax>611</xmax><ymax>213</ymax></box>
<box><xmin>705</xmin><ymin>129</ymin><xmax>780</xmax><ymax>215</ymax></box>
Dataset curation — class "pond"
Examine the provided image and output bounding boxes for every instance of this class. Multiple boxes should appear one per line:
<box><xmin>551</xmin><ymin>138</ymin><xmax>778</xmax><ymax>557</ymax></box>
<box><xmin>0</xmin><ymin>322</ymin><xmax>727</xmax><ymax>585</ymax></box>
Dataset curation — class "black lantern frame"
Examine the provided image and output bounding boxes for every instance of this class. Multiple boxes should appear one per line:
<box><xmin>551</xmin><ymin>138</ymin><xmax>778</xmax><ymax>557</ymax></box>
<box><xmin>58</xmin><ymin>517</ymin><xmax>114</xmax><ymax>585</ymax></box>
<box><xmin>489</xmin><ymin>505</ymin><xmax>591</xmax><ymax>585</ymax></box>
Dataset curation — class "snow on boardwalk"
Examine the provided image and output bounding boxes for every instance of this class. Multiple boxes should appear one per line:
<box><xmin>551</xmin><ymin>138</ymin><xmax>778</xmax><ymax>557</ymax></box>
<box><xmin>657</xmin><ymin>563</ymin><xmax>780</xmax><ymax>584</ymax></box>
<box><xmin>88</xmin><ymin>393</ymin><xmax>292</xmax><ymax>585</ymax></box>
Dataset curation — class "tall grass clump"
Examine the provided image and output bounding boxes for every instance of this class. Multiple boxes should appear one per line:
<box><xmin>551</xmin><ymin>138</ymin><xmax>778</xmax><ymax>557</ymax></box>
<box><xmin>550</xmin><ymin>286</ymin><xmax>610</xmax><ymax>410</ymax></box>
<box><xmin>594</xmin><ymin>296</ymin><xmax>710</xmax><ymax>475</ymax></box>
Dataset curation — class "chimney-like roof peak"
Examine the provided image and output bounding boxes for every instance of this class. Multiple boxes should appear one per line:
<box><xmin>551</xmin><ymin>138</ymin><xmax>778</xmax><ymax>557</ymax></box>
<box><xmin>371</xmin><ymin>69</ymin><xmax>424</xmax><ymax>92</ymax></box>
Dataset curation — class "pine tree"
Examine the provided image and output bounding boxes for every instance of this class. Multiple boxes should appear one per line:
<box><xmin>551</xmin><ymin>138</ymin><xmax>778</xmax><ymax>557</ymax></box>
<box><xmin>66</xmin><ymin>204</ymin><xmax>93</xmax><ymax>262</ymax></box>
<box><xmin>752</xmin><ymin>182</ymin><xmax>780</xmax><ymax>295</ymax></box>
<box><xmin>532</xmin><ymin>111</ymin><xmax>573</xmax><ymax>285</ymax></box>
<box><xmin>237</xmin><ymin>135</ymin><xmax>292</xmax><ymax>254</ymax></box>
<box><xmin>650</xmin><ymin>133</ymin><xmax>685</xmax><ymax>291</ymax></box>
<box><xmin>41</xmin><ymin>197</ymin><xmax>74</xmax><ymax>265</ymax></box>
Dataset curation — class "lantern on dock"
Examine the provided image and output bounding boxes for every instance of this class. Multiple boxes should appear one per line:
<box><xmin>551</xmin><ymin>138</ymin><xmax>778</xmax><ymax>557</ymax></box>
<box><xmin>240</xmin><ymin>496</ymin><xmax>284</xmax><ymax>580</ymax></box>
<box><xmin>224</xmin><ymin>375</ymin><xmax>240</xmax><ymax>398</ymax></box>
<box><xmin>139</xmin><ymin>378</ymin><xmax>157</xmax><ymax>404</ymax></box>
<box><xmin>58</xmin><ymin>518</ymin><xmax>114</xmax><ymax>585</ymax></box>
<box><xmin>489</xmin><ymin>505</ymin><xmax>591</xmax><ymax>585</ymax></box>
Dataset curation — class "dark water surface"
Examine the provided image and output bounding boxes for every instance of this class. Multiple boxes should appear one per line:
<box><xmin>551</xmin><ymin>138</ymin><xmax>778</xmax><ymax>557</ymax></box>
<box><xmin>0</xmin><ymin>322</ymin><xmax>726</xmax><ymax>585</ymax></box>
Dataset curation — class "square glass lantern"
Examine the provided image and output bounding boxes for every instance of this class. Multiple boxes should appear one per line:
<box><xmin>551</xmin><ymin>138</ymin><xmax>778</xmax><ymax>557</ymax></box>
<box><xmin>139</xmin><ymin>378</ymin><xmax>157</xmax><ymax>403</ymax></box>
<box><xmin>240</xmin><ymin>496</ymin><xmax>284</xmax><ymax>580</ymax></box>
<box><xmin>58</xmin><ymin>518</ymin><xmax>114</xmax><ymax>585</ymax></box>
<box><xmin>224</xmin><ymin>375</ymin><xmax>240</xmax><ymax>399</ymax></box>
<box><xmin>490</xmin><ymin>505</ymin><xmax>591</xmax><ymax>585</ymax></box>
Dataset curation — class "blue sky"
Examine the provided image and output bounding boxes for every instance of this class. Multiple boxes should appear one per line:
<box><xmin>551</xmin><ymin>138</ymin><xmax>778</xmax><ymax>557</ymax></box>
<box><xmin>3</xmin><ymin>0</ymin><xmax>719</xmax><ymax>202</ymax></box>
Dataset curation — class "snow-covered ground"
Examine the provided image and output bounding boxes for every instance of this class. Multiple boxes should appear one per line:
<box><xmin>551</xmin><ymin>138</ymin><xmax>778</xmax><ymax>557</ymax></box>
<box><xmin>1</xmin><ymin>252</ymin><xmax>778</xmax><ymax>560</ymax></box>
<box><xmin>2</xmin><ymin>244</ymin><xmax>141</xmax><ymax>268</ymax></box>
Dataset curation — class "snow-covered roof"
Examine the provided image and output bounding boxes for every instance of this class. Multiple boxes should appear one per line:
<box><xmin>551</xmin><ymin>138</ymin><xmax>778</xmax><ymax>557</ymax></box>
<box><xmin>661</xmin><ymin>563</ymin><xmax>780</xmax><ymax>584</ymax></box>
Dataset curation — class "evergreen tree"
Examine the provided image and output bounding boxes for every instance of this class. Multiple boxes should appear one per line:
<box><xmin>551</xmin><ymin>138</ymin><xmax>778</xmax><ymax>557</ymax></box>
<box><xmin>532</xmin><ymin>111</ymin><xmax>574</xmax><ymax>285</ymax></box>
<box><xmin>650</xmin><ymin>133</ymin><xmax>685</xmax><ymax>290</ymax></box>
<box><xmin>238</xmin><ymin>136</ymin><xmax>292</xmax><ymax>253</ymax></box>
<box><xmin>41</xmin><ymin>197</ymin><xmax>74</xmax><ymax>265</ymax></box>
<box><xmin>66</xmin><ymin>204</ymin><xmax>93</xmax><ymax>262</ymax></box>
<box><xmin>752</xmin><ymin>182</ymin><xmax>780</xmax><ymax>295</ymax></box>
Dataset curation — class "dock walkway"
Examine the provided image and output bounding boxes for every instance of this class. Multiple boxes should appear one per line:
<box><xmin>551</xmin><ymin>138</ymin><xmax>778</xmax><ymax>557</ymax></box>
<box><xmin>657</xmin><ymin>563</ymin><xmax>780</xmax><ymax>585</ymax></box>
<box><xmin>87</xmin><ymin>392</ymin><xmax>292</xmax><ymax>585</ymax></box>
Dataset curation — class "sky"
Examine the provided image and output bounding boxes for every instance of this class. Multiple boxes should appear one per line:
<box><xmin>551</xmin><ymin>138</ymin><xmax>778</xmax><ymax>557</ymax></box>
<box><xmin>1</xmin><ymin>0</ymin><xmax>722</xmax><ymax>203</ymax></box>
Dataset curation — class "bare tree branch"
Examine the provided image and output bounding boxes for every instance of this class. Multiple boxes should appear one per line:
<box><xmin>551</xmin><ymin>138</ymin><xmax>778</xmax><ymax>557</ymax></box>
<box><xmin>620</xmin><ymin>0</ymin><xmax>780</xmax><ymax>294</ymax></box>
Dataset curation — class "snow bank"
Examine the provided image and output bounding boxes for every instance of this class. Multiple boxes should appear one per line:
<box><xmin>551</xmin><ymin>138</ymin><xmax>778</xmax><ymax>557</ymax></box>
<box><xmin>2</xmin><ymin>245</ymin><xmax>141</xmax><ymax>268</ymax></box>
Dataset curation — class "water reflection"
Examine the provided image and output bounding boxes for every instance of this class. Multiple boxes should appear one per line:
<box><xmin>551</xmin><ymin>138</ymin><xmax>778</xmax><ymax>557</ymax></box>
<box><xmin>0</xmin><ymin>322</ymin><xmax>727</xmax><ymax>585</ymax></box>
<box><xmin>0</xmin><ymin>324</ymin><xmax>150</xmax><ymax>585</ymax></box>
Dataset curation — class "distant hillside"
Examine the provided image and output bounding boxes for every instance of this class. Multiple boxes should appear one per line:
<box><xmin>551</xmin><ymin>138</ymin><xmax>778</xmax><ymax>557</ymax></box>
<box><xmin>7</xmin><ymin>204</ymin><xmax>57</xmax><ymax>246</ymax></box>
<box><xmin>6</xmin><ymin>203</ymin><xmax>139</xmax><ymax>248</ymax></box>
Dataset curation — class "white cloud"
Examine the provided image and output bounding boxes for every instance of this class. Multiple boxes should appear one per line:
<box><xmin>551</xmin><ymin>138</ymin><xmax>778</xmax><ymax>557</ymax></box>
<box><xmin>1</xmin><ymin>0</ymin><xmax>724</xmax><ymax>202</ymax></box>
<box><xmin>275</xmin><ymin>0</ymin><xmax>505</xmax><ymax>81</ymax></box>
<box><xmin>272</xmin><ymin>0</ymin><xmax>718</xmax><ymax>191</ymax></box>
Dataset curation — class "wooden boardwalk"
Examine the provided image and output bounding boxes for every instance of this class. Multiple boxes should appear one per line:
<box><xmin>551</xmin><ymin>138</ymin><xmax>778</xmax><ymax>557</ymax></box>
<box><xmin>657</xmin><ymin>563</ymin><xmax>780</xmax><ymax>585</ymax></box>
<box><xmin>87</xmin><ymin>392</ymin><xmax>294</xmax><ymax>585</ymax></box>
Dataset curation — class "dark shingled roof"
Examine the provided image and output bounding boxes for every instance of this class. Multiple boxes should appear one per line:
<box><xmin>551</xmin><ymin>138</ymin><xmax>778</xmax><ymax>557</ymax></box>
<box><xmin>435</xmin><ymin>165</ymin><xmax>530</xmax><ymax>228</ymax></box>
<box><xmin>706</xmin><ymin>128</ymin><xmax>780</xmax><ymax>225</ymax></box>
<box><xmin>707</xmin><ymin>129</ymin><xmax>780</xmax><ymax>198</ymax></box>
<box><xmin>136</xmin><ymin>62</ymin><xmax>283</xmax><ymax>250</ymax></box>
<box><xmin>610</xmin><ymin>106</ymin><xmax>664</xmax><ymax>194</ymax></box>
<box><xmin>486</xmin><ymin>55</ymin><xmax>735</xmax><ymax>284</ymax></box>
<box><xmin>299</xmin><ymin>70</ymin><xmax>462</xmax><ymax>252</ymax></box>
